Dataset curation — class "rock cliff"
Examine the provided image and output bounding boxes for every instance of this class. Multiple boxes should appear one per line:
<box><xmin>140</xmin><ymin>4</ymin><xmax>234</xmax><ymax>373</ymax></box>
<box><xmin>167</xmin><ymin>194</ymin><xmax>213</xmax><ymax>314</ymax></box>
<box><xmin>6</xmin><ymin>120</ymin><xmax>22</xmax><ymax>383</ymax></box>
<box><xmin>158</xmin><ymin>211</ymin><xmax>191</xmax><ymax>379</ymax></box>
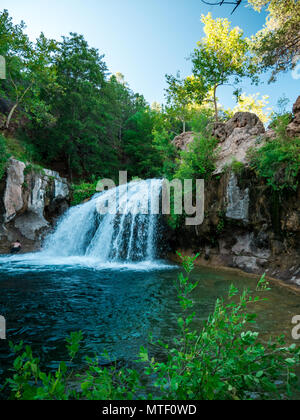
<box><xmin>169</xmin><ymin>98</ymin><xmax>300</xmax><ymax>286</ymax></box>
<box><xmin>0</xmin><ymin>158</ymin><xmax>70</xmax><ymax>253</ymax></box>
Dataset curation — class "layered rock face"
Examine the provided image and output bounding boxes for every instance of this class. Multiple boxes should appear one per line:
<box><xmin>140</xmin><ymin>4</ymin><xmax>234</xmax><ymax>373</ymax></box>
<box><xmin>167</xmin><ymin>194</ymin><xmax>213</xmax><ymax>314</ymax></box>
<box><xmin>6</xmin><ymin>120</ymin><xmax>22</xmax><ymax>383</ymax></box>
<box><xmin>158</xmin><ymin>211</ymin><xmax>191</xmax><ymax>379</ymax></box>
<box><xmin>0</xmin><ymin>158</ymin><xmax>70</xmax><ymax>253</ymax></box>
<box><xmin>287</xmin><ymin>96</ymin><xmax>300</xmax><ymax>137</ymax></box>
<box><xmin>169</xmin><ymin>99</ymin><xmax>300</xmax><ymax>286</ymax></box>
<box><xmin>172</xmin><ymin>131</ymin><xmax>195</xmax><ymax>151</ymax></box>
<box><xmin>212</xmin><ymin>112</ymin><xmax>268</xmax><ymax>173</ymax></box>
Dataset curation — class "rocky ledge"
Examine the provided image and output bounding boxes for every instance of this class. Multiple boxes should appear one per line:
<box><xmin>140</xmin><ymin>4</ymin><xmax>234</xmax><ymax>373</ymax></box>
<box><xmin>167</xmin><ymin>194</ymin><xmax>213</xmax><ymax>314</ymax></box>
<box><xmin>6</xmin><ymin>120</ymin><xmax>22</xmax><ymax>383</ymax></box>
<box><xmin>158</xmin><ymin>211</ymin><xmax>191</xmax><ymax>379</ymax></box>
<box><xmin>169</xmin><ymin>97</ymin><xmax>300</xmax><ymax>287</ymax></box>
<box><xmin>0</xmin><ymin>158</ymin><xmax>70</xmax><ymax>253</ymax></box>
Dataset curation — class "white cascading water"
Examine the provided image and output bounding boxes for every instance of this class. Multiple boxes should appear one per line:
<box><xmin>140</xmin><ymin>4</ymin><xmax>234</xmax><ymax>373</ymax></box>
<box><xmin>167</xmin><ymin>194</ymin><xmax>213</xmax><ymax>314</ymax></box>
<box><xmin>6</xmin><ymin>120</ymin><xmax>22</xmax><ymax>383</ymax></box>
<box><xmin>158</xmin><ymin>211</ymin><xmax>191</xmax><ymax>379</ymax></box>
<box><xmin>43</xmin><ymin>179</ymin><xmax>163</xmax><ymax>263</ymax></box>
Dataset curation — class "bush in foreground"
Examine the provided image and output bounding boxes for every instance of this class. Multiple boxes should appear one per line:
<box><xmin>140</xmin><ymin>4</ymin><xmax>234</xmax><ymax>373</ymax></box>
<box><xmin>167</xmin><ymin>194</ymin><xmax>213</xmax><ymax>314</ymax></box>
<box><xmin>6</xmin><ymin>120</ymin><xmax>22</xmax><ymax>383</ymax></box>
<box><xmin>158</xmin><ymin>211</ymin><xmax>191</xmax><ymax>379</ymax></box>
<box><xmin>4</xmin><ymin>254</ymin><xmax>300</xmax><ymax>400</ymax></box>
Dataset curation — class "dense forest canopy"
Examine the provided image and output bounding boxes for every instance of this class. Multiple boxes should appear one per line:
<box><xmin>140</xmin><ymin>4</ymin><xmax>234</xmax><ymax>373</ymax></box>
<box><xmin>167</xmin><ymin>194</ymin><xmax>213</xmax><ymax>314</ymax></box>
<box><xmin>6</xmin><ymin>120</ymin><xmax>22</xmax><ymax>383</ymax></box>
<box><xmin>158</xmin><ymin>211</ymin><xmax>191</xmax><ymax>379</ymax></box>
<box><xmin>0</xmin><ymin>2</ymin><xmax>299</xmax><ymax>184</ymax></box>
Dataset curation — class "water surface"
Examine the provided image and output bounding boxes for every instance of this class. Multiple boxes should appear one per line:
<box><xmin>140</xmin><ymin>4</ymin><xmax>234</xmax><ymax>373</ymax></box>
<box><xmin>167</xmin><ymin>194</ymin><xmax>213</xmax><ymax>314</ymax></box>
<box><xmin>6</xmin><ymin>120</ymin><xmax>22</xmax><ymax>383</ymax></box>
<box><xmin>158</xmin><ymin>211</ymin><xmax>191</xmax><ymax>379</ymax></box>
<box><xmin>0</xmin><ymin>254</ymin><xmax>299</xmax><ymax>385</ymax></box>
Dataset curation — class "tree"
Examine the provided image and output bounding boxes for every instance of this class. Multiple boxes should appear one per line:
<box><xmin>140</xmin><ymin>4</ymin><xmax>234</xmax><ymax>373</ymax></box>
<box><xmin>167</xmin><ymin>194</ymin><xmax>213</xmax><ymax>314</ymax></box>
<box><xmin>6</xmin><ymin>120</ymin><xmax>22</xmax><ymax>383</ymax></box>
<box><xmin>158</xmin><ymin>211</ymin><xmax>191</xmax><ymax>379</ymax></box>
<box><xmin>227</xmin><ymin>92</ymin><xmax>272</xmax><ymax>124</ymax></box>
<box><xmin>123</xmin><ymin>110</ymin><xmax>159</xmax><ymax>179</ymax></box>
<box><xmin>105</xmin><ymin>74</ymin><xmax>147</xmax><ymax>153</ymax></box>
<box><xmin>201</xmin><ymin>1</ymin><xmax>300</xmax><ymax>81</ymax></box>
<box><xmin>249</xmin><ymin>0</ymin><xmax>300</xmax><ymax>81</ymax></box>
<box><xmin>0</xmin><ymin>10</ymin><xmax>57</xmax><ymax>129</ymax></box>
<box><xmin>29</xmin><ymin>33</ymin><xmax>112</xmax><ymax>180</ymax></box>
<box><xmin>190</xmin><ymin>13</ymin><xmax>255</xmax><ymax>122</ymax></box>
<box><xmin>165</xmin><ymin>74</ymin><xmax>195</xmax><ymax>133</ymax></box>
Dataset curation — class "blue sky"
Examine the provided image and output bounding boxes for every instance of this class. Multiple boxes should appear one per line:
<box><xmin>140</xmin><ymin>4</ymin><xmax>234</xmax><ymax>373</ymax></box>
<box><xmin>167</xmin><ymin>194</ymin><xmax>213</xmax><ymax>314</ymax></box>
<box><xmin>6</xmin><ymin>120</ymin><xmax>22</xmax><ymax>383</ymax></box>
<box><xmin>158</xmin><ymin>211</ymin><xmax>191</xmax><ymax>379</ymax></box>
<box><xmin>2</xmin><ymin>0</ymin><xmax>298</xmax><ymax>113</ymax></box>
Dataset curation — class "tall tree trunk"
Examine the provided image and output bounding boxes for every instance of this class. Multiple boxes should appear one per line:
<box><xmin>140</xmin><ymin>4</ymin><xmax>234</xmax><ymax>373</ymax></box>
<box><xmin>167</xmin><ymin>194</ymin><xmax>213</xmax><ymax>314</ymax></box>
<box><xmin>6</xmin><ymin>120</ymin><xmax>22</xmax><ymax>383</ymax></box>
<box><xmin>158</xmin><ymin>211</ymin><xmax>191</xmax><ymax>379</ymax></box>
<box><xmin>183</xmin><ymin>120</ymin><xmax>186</xmax><ymax>133</ymax></box>
<box><xmin>5</xmin><ymin>102</ymin><xmax>18</xmax><ymax>129</ymax></box>
<box><xmin>213</xmin><ymin>85</ymin><xmax>219</xmax><ymax>123</ymax></box>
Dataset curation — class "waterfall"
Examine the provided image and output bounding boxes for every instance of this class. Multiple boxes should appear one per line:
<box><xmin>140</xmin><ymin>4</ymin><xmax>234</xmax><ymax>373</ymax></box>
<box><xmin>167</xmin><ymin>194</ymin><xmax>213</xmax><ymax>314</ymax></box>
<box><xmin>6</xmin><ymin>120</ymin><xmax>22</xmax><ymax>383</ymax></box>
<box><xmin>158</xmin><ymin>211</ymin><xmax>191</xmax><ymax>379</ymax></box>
<box><xmin>43</xmin><ymin>179</ymin><xmax>163</xmax><ymax>262</ymax></box>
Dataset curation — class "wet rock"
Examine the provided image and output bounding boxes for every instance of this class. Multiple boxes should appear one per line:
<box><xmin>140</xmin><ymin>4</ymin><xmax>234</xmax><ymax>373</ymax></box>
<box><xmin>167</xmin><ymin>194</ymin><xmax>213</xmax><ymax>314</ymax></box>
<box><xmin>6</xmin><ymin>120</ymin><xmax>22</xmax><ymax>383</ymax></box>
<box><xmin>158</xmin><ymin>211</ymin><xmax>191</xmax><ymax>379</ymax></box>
<box><xmin>283</xmin><ymin>211</ymin><xmax>300</xmax><ymax>232</ymax></box>
<box><xmin>0</xmin><ymin>159</ymin><xmax>70</xmax><ymax>250</ymax></box>
<box><xmin>233</xmin><ymin>256</ymin><xmax>260</xmax><ymax>272</ymax></box>
<box><xmin>226</xmin><ymin>173</ymin><xmax>249</xmax><ymax>223</ymax></box>
<box><xmin>169</xmin><ymin>106</ymin><xmax>300</xmax><ymax>285</ymax></box>
<box><xmin>14</xmin><ymin>212</ymin><xmax>49</xmax><ymax>241</ymax></box>
<box><xmin>169</xmin><ymin>166</ymin><xmax>300</xmax><ymax>284</ymax></box>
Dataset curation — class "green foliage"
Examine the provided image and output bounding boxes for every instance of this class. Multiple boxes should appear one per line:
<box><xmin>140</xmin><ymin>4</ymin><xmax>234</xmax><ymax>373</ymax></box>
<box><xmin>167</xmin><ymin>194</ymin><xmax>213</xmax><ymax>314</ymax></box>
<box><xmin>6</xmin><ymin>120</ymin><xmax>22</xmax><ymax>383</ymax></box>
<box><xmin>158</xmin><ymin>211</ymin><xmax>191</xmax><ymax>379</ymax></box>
<box><xmin>230</xmin><ymin>159</ymin><xmax>245</xmax><ymax>175</ymax></box>
<box><xmin>71</xmin><ymin>182</ymin><xmax>98</xmax><ymax>206</ymax></box>
<box><xmin>165</xmin><ymin>112</ymin><xmax>218</xmax><ymax>230</ymax></box>
<box><xmin>188</xmin><ymin>13</ymin><xmax>257</xmax><ymax>121</ymax></box>
<box><xmin>24</xmin><ymin>163</ymin><xmax>45</xmax><ymax>176</ymax></box>
<box><xmin>122</xmin><ymin>110</ymin><xmax>160</xmax><ymax>179</ymax></box>
<box><xmin>175</xmin><ymin>132</ymin><xmax>218</xmax><ymax>181</ymax></box>
<box><xmin>249</xmin><ymin>0</ymin><xmax>300</xmax><ymax>82</ymax></box>
<box><xmin>141</xmin><ymin>254</ymin><xmax>300</xmax><ymax>400</ymax></box>
<box><xmin>165</xmin><ymin>73</ymin><xmax>195</xmax><ymax>133</ymax></box>
<box><xmin>0</xmin><ymin>134</ymin><xmax>9</xmax><ymax>180</ymax></box>
<box><xmin>152</xmin><ymin>129</ymin><xmax>177</xmax><ymax>179</ymax></box>
<box><xmin>249</xmin><ymin>117</ymin><xmax>300</xmax><ymax>191</ymax></box>
<box><xmin>5</xmin><ymin>255</ymin><xmax>300</xmax><ymax>400</ymax></box>
<box><xmin>0</xmin><ymin>10</ymin><xmax>58</xmax><ymax>129</ymax></box>
<box><xmin>4</xmin><ymin>136</ymin><xmax>39</xmax><ymax>163</ymax></box>
<box><xmin>216</xmin><ymin>218</ymin><xmax>225</xmax><ymax>234</ymax></box>
<box><xmin>0</xmin><ymin>10</ymin><xmax>157</xmax><ymax>181</ymax></box>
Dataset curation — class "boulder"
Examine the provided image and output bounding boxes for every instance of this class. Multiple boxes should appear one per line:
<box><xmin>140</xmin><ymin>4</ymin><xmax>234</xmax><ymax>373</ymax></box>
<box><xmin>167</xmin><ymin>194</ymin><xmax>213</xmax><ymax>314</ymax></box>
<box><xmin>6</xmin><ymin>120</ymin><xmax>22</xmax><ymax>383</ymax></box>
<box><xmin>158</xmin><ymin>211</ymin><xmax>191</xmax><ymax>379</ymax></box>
<box><xmin>3</xmin><ymin>159</ymin><xmax>26</xmax><ymax>222</ymax></box>
<box><xmin>172</xmin><ymin>112</ymin><xmax>267</xmax><ymax>174</ymax></box>
<box><xmin>0</xmin><ymin>159</ymin><xmax>70</xmax><ymax>249</ymax></box>
<box><xmin>212</xmin><ymin>112</ymin><xmax>265</xmax><ymax>142</ymax></box>
<box><xmin>214</xmin><ymin>112</ymin><xmax>266</xmax><ymax>173</ymax></box>
<box><xmin>287</xmin><ymin>96</ymin><xmax>300</xmax><ymax>137</ymax></box>
<box><xmin>172</xmin><ymin>131</ymin><xmax>194</xmax><ymax>151</ymax></box>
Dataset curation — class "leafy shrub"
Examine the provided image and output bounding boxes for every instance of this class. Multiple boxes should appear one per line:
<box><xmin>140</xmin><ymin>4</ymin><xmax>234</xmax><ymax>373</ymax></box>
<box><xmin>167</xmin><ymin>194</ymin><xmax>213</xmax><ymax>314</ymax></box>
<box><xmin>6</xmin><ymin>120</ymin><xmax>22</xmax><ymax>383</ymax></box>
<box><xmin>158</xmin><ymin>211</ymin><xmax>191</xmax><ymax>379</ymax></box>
<box><xmin>248</xmin><ymin>113</ymin><xmax>300</xmax><ymax>191</ymax></box>
<box><xmin>175</xmin><ymin>132</ymin><xmax>218</xmax><ymax>181</ymax></box>
<box><xmin>249</xmin><ymin>137</ymin><xmax>300</xmax><ymax>191</ymax></box>
<box><xmin>71</xmin><ymin>182</ymin><xmax>98</xmax><ymax>206</ymax></box>
<box><xmin>4</xmin><ymin>135</ymin><xmax>40</xmax><ymax>164</ymax></box>
<box><xmin>4</xmin><ymin>255</ymin><xmax>300</xmax><ymax>400</ymax></box>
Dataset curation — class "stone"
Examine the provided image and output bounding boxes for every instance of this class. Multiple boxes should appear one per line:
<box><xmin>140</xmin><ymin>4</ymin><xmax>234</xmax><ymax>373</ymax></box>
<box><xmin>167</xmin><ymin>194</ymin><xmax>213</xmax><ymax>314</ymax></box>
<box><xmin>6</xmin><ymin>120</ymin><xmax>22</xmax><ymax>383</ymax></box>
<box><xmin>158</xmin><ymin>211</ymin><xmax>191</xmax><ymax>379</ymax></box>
<box><xmin>54</xmin><ymin>179</ymin><xmax>69</xmax><ymax>200</ymax></box>
<box><xmin>14</xmin><ymin>212</ymin><xmax>48</xmax><ymax>241</ymax></box>
<box><xmin>0</xmin><ymin>159</ymin><xmax>70</xmax><ymax>246</ymax></box>
<box><xmin>226</xmin><ymin>173</ymin><xmax>249</xmax><ymax>223</ymax></box>
<box><xmin>231</xmin><ymin>233</ymin><xmax>271</xmax><ymax>259</ymax></box>
<box><xmin>172</xmin><ymin>131</ymin><xmax>195</xmax><ymax>151</ymax></box>
<box><xmin>233</xmin><ymin>256</ymin><xmax>260</xmax><ymax>272</ymax></box>
<box><xmin>212</xmin><ymin>112</ymin><xmax>265</xmax><ymax>142</ymax></box>
<box><xmin>172</xmin><ymin>112</ymin><xmax>267</xmax><ymax>174</ymax></box>
<box><xmin>212</xmin><ymin>123</ymin><xmax>227</xmax><ymax>142</ymax></box>
<box><xmin>287</xmin><ymin>96</ymin><xmax>300</xmax><ymax>137</ymax></box>
<box><xmin>3</xmin><ymin>158</ymin><xmax>26</xmax><ymax>222</ymax></box>
<box><xmin>214</xmin><ymin>112</ymin><xmax>266</xmax><ymax>173</ymax></box>
<box><xmin>283</xmin><ymin>211</ymin><xmax>300</xmax><ymax>232</ymax></box>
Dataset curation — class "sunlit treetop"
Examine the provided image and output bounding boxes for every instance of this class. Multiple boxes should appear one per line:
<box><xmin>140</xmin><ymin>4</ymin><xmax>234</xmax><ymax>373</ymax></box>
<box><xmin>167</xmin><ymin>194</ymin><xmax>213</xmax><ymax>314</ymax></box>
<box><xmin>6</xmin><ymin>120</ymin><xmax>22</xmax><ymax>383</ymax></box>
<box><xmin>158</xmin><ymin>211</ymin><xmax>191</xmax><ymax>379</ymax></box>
<box><xmin>199</xmin><ymin>13</ymin><xmax>248</xmax><ymax>70</ymax></box>
<box><xmin>227</xmin><ymin>92</ymin><xmax>272</xmax><ymax>124</ymax></box>
<box><xmin>189</xmin><ymin>13</ymin><xmax>257</xmax><ymax>121</ymax></box>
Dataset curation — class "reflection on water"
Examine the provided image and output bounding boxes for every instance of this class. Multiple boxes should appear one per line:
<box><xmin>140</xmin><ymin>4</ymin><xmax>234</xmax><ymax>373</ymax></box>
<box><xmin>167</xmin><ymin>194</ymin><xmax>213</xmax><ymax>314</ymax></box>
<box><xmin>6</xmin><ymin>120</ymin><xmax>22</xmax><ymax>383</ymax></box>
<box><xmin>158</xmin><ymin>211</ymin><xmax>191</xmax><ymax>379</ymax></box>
<box><xmin>0</xmin><ymin>255</ymin><xmax>300</xmax><ymax>389</ymax></box>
